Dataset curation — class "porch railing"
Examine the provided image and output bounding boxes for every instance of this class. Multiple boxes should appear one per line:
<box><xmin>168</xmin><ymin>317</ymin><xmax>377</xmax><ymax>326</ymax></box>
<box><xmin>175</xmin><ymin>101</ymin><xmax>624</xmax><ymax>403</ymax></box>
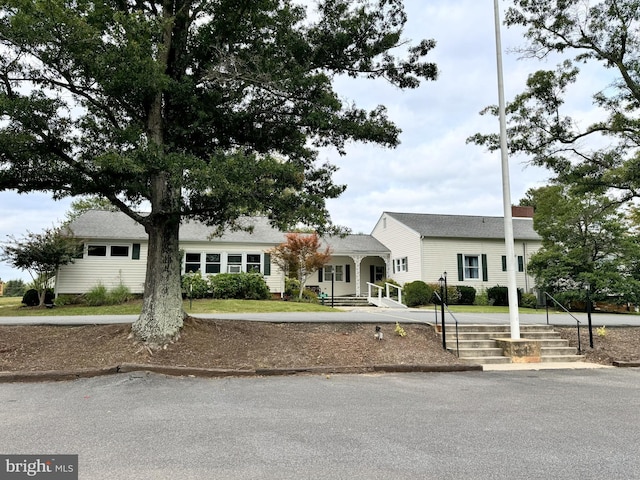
<box><xmin>366</xmin><ymin>282</ymin><xmax>403</xmax><ymax>306</ymax></box>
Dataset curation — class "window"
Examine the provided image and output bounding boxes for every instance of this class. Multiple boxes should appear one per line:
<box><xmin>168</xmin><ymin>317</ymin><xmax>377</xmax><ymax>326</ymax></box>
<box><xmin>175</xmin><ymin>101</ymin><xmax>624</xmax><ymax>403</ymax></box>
<box><xmin>334</xmin><ymin>265</ymin><xmax>343</xmax><ymax>281</ymax></box>
<box><xmin>502</xmin><ymin>255</ymin><xmax>525</xmax><ymax>272</ymax></box>
<box><xmin>394</xmin><ymin>257</ymin><xmax>408</xmax><ymax>273</ymax></box>
<box><xmin>205</xmin><ymin>254</ymin><xmax>221</xmax><ymax>274</ymax></box>
<box><xmin>246</xmin><ymin>254</ymin><xmax>261</xmax><ymax>273</ymax></box>
<box><xmin>110</xmin><ymin>245</ymin><xmax>129</xmax><ymax>257</ymax></box>
<box><xmin>324</xmin><ymin>265</ymin><xmax>343</xmax><ymax>281</ymax></box>
<box><xmin>464</xmin><ymin>255</ymin><xmax>480</xmax><ymax>279</ymax></box>
<box><xmin>87</xmin><ymin>245</ymin><xmax>107</xmax><ymax>257</ymax></box>
<box><xmin>227</xmin><ymin>254</ymin><xmax>242</xmax><ymax>273</ymax></box>
<box><xmin>324</xmin><ymin>265</ymin><xmax>334</xmax><ymax>281</ymax></box>
<box><xmin>185</xmin><ymin>253</ymin><xmax>201</xmax><ymax>273</ymax></box>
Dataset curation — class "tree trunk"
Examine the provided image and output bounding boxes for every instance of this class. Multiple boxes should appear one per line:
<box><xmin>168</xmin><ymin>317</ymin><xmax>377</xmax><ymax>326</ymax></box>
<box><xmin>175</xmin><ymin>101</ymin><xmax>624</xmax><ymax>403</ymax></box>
<box><xmin>131</xmin><ymin>214</ymin><xmax>185</xmax><ymax>346</ymax></box>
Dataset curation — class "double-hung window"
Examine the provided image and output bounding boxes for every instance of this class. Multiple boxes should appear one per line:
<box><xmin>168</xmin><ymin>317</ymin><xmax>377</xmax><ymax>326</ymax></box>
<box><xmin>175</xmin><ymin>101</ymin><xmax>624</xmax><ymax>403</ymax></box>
<box><xmin>464</xmin><ymin>255</ymin><xmax>480</xmax><ymax>279</ymax></box>
<box><xmin>246</xmin><ymin>254</ymin><xmax>261</xmax><ymax>273</ymax></box>
<box><xmin>185</xmin><ymin>253</ymin><xmax>202</xmax><ymax>273</ymax></box>
<box><xmin>227</xmin><ymin>254</ymin><xmax>242</xmax><ymax>273</ymax></box>
<box><xmin>394</xmin><ymin>257</ymin><xmax>408</xmax><ymax>273</ymax></box>
<box><xmin>205</xmin><ymin>254</ymin><xmax>221</xmax><ymax>274</ymax></box>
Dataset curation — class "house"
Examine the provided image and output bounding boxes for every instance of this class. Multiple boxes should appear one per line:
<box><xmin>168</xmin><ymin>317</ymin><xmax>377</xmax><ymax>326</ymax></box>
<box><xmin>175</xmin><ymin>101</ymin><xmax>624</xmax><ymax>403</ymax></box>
<box><xmin>55</xmin><ymin>210</ymin><xmax>390</xmax><ymax>297</ymax></box>
<box><xmin>370</xmin><ymin>207</ymin><xmax>541</xmax><ymax>293</ymax></box>
<box><xmin>55</xmin><ymin>207</ymin><xmax>541</xmax><ymax>298</ymax></box>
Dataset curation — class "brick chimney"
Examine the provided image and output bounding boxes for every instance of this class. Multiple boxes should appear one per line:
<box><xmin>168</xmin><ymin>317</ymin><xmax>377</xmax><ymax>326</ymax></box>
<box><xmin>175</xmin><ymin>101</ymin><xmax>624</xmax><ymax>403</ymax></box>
<box><xmin>512</xmin><ymin>206</ymin><xmax>534</xmax><ymax>218</ymax></box>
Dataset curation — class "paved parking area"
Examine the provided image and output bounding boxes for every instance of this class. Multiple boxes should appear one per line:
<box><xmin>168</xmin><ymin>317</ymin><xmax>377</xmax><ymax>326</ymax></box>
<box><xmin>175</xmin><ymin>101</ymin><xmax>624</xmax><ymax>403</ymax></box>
<box><xmin>1</xmin><ymin>369</ymin><xmax>639</xmax><ymax>479</ymax></box>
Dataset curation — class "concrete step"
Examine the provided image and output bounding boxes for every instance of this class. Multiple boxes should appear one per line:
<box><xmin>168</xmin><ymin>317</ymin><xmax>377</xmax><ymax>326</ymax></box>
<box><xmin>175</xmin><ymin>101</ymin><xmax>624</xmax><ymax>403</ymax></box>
<box><xmin>541</xmin><ymin>346</ymin><xmax>580</xmax><ymax>356</ymax></box>
<box><xmin>541</xmin><ymin>355</ymin><xmax>585</xmax><ymax>363</ymax></box>
<box><xmin>450</xmin><ymin>340</ymin><xmax>499</xmax><ymax>349</ymax></box>
<box><xmin>459</xmin><ymin>356</ymin><xmax>512</xmax><ymax>365</ymax></box>
<box><xmin>453</xmin><ymin>347</ymin><xmax>505</xmax><ymax>358</ymax></box>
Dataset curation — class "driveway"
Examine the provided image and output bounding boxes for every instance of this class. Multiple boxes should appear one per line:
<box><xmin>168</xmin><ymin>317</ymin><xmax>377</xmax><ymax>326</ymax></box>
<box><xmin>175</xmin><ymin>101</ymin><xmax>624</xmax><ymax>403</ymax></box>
<box><xmin>1</xmin><ymin>370</ymin><xmax>639</xmax><ymax>479</ymax></box>
<box><xmin>1</xmin><ymin>308</ymin><xmax>639</xmax><ymax>326</ymax></box>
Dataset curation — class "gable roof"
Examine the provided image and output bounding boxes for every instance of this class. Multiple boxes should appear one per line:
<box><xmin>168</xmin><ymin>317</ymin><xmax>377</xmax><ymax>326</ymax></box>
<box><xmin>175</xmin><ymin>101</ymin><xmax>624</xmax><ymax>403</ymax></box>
<box><xmin>383</xmin><ymin>212</ymin><xmax>541</xmax><ymax>241</ymax></box>
<box><xmin>69</xmin><ymin>210</ymin><xmax>287</xmax><ymax>243</ymax></box>
<box><xmin>68</xmin><ymin>210</ymin><xmax>390</xmax><ymax>253</ymax></box>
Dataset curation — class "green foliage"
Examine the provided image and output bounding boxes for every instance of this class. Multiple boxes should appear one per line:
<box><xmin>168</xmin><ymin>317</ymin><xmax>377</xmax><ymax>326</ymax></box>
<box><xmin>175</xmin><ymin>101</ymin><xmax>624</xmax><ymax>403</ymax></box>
<box><xmin>474</xmin><ymin>290</ymin><xmax>491</xmax><ymax>306</ymax></box>
<box><xmin>0</xmin><ymin>0</ymin><xmax>437</xmax><ymax>341</ymax></box>
<box><xmin>182</xmin><ymin>272</ymin><xmax>210</xmax><ymax>299</ymax></box>
<box><xmin>109</xmin><ymin>284</ymin><xmax>133</xmax><ymax>305</ymax></box>
<box><xmin>290</xmin><ymin>288</ymin><xmax>319</xmax><ymax>303</ymax></box>
<box><xmin>524</xmin><ymin>186</ymin><xmax>640</xmax><ymax>304</ymax></box>
<box><xmin>284</xmin><ymin>277</ymin><xmax>300</xmax><ymax>298</ymax></box>
<box><xmin>210</xmin><ymin>273</ymin><xmax>270</xmax><ymax>300</ymax></box>
<box><xmin>3</xmin><ymin>279</ymin><xmax>26</xmax><ymax>297</ymax></box>
<box><xmin>54</xmin><ymin>294</ymin><xmax>83</xmax><ymax>306</ymax></box>
<box><xmin>22</xmin><ymin>289</ymin><xmax>41</xmax><ymax>307</ymax></box>
<box><xmin>521</xmin><ymin>293</ymin><xmax>538</xmax><ymax>309</ymax></box>
<box><xmin>487</xmin><ymin>286</ymin><xmax>523</xmax><ymax>307</ymax></box>
<box><xmin>596</xmin><ymin>326</ymin><xmax>607</xmax><ymax>337</ymax></box>
<box><xmin>456</xmin><ymin>286</ymin><xmax>476</xmax><ymax>305</ymax></box>
<box><xmin>394</xmin><ymin>322</ymin><xmax>407</xmax><ymax>337</ymax></box>
<box><xmin>84</xmin><ymin>284</ymin><xmax>110</xmax><ymax>307</ymax></box>
<box><xmin>84</xmin><ymin>283</ymin><xmax>133</xmax><ymax>306</ymax></box>
<box><xmin>403</xmin><ymin>281</ymin><xmax>433</xmax><ymax>307</ymax></box>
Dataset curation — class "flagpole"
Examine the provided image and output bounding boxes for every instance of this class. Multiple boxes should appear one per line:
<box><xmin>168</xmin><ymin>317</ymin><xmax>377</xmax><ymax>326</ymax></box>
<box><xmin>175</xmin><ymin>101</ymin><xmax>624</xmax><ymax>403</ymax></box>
<box><xmin>493</xmin><ymin>0</ymin><xmax>520</xmax><ymax>339</ymax></box>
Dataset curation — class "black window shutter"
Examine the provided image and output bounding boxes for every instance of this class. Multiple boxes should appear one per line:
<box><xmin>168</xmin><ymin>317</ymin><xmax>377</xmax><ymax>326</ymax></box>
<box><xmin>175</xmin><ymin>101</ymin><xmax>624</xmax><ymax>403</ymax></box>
<box><xmin>263</xmin><ymin>253</ymin><xmax>271</xmax><ymax>275</ymax></box>
<box><xmin>457</xmin><ymin>254</ymin><xmax>463</xmax><ymax>281</ymax></box>
<box><xmin>482</xmin><ymin>254</ymin><xmax>488</xmax><ymax>281</ymax></box>
<box><xmin>518</xmin><ymin>256</ymin><xmax>524</xmax><ymax>272</ymax></box>
<box><xmin>370</xmin><ymin>265</ymin><xmax>375</xmax><ymax>283</ymax></box>
<box><xmin>501</xmin><ymin>256</ymin><xmax>507</xmax><ymax>272</ymax></box>
<box><xmin>132</xmin><ymin>243</ymin><xmax>141</xmax><ymax>260</ymax></box>
<box><xmin>345</xmin><ymin>264</ymin><xmax>350</xmax><ymax>283</ymax></box>
<box><xmin>318</xmin><ymin>268</ymin><xmax>323</xmax><ymax>282</ymax></box>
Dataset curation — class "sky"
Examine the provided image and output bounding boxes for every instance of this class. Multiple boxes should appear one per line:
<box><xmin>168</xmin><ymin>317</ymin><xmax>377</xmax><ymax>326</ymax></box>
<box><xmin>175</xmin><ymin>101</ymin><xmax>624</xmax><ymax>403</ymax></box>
<box><xmin>0</xmin><ymin>0</ymin><xmax>606</xmax><ymax>282</ymax></box>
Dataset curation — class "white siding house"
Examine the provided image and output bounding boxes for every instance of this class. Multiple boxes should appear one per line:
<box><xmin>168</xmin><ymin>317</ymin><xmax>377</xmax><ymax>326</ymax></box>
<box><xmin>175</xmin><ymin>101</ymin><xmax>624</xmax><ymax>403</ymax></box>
<box><xmin>371</xmin><ymin>210</ymin><xmax>542</xmax><ymax>293</ymax></box>
<box><xmin>55</xmin><ymin>211</ymin><xmax>390</xmax><ymax>297</ymax></box>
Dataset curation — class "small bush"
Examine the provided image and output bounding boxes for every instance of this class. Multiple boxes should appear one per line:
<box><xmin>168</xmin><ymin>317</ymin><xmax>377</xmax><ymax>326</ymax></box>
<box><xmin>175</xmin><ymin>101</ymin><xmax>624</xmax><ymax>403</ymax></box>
<box><xmin>210</xmin><ymin>273</ymin><xmax>270</xmax><ymax>300</ymax></box>
<box><xmin>521</xmin><ymin>293</ymin><xmax>538</xmax><ymax>309</ymax></box>
<box><xmin>403</xmin><ymin>281</ymin><xmax>433</xmax><ymax>307</ymax></box>
<box><xmin>375</xmin><ymin>278</ymin><xmax>401</xmax><ymax>299</ymax></box>
<box><xmin>291</xmin><ymin>288</ymin><xmax>319</xmax><ymax>303</ymax></box>
<box><xmin>487</xmin><ymin>286</ymin><xmax>523</xmax><ymax>306</ymax></box>
<box><xmin>22</xmin><ymin>289</ymin><xmax>40</xmax><ymax>307</ymax></box>
<box><xmin>474</xmin><ymin>290</ymin><xmax>491</xmax><ymax>306</ymax></box>
<box><xmin>182</xmin><ymin>271</ymin><xmax>210</xmax><ymax>299</ymax></box>
<box><xmin>54</xmin><ymin>294</ymin><xmax>83</xmax><ymax>306</ymax></box>
<box><xmin>84</xmin><ymin>283</ymin><xmax>109</xmax><ymax>306</ymax></box>
<box><xmin>108</xmin><ymin>284</ymin><xmax>132</xmax><ymax>304</ymax></box>
<box><xmin>456</xmin><ymin>286</ymin><xmax>476</xmax><ymax>305</ymax></box>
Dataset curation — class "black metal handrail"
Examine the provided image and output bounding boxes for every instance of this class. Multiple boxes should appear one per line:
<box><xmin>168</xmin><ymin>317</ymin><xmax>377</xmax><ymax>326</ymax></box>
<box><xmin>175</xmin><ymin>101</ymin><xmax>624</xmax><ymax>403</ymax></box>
<box><xmin>434</xmin><ymin>292</ymin><xmax>460</xmax><ymax>357</ymax></box>
<box><xmin>544</xmin><ymin>292</ymin><xmax>582</xmax><ymax>353</ymax></box>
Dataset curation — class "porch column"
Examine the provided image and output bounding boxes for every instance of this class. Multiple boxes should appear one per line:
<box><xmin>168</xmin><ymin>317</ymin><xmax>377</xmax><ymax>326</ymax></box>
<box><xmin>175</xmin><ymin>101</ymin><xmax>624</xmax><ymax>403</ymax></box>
<box><xmin>351</xmin><ymin>255</ymin><xmax>364</xmax><ymax>297</ymax></box>
<box><xmin>383</xmin><ymin>254</ymin><xmax>391</xmax><ymax>278</ymax></box>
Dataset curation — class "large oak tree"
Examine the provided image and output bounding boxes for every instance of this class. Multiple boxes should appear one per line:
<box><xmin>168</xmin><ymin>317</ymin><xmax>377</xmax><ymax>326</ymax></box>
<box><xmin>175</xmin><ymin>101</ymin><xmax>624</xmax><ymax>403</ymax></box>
<box><xmin>0</xmin><ymin>0</ymin><xmax>437</xmax><ymax>345</ymax></box>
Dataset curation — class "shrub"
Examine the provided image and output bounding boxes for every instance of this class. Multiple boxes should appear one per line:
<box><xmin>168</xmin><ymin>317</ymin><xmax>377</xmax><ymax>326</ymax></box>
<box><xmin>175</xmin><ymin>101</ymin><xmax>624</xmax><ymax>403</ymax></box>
<box><xmin>487</xmin><ymin>286</ymin><xmax>523</xmax><ymax>306</ymax></box>
<box><xmin>521</xmin><ymin>293</ymin><xmax>538</xmax><ymax>309</ymax></box>
<box><xmin>182</xmin><ymin>271</ymin><xmax>210</xmax><ymax>299</ymax></box>
<box><xmin>22</xmin><ymin>289</ymin><xmax>40</xmax><ymax>307</ymax></box>
<box><xmin>403</xmin><ymin>281</ymin><xmax>433</xmax><ymax>307</ymax></box>
<box><xmin>474</xmin><ymin>290</ymin><xmax>491</xmax><ymax>306</ymax></box>
<box><xmin>210</xmin><ymin>273</ymin><xmax>270</xmax><ymax>300</ymax></box>
<box><xmin>291</xmin><ymin>288</ymin><xmax>319</xmax><ymax>303</ymax></box>
<box><xmin>456</xmin><ymin>286</ymin><xmax>476</xmax><ymax>305</ymax></box>
<box><xmin>108</xmin><ymin>284</ymin><xmax>132</xmax><ymax>304</ymax></box>
<box><xmin>375</xmin><ymin>278</ymin><xmax>401</xmax><ymax>299</ymax></box>
<box><xmin>84</xmin><ymin>283</ymin><xmax>109</xmax><ymax>306</ymax></box>
<box><xmin>54</xmin><ymin>294</ymin><xmax>83</xmax><ymax>306</ymax></box>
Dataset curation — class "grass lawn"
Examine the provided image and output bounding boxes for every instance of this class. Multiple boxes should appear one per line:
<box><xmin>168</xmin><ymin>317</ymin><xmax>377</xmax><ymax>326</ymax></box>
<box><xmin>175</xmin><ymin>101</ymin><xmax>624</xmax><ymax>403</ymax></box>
<box><xmin>0</xmin><ymin>297</ymin><xmax>337</xmax><ymax>316</ymax></box>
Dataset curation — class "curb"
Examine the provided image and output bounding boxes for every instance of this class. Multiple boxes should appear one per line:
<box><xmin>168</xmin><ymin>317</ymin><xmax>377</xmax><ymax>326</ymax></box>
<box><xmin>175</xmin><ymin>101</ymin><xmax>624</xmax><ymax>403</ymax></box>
<box><xmin>0</xmin><ymin>363</ymin><xmax>482</xmax><ymax>383</ymax></box>
<box><xmin>612</xmin><ymin>360</ymin><xmax>640</xmax><ymax>367</ymax></box>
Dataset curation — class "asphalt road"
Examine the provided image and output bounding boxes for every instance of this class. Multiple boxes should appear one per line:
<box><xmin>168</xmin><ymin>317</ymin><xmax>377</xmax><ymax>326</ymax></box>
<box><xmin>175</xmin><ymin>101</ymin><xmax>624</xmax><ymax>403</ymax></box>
<box><xmin>1</xmin><ymin>370</ymin><xmax>639</xmax><ymax>479</ymax></box>
<box><xmin>2</xmin><ymin>308</ymin><xmax>640</xmax><ymax>326</ymax></box>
